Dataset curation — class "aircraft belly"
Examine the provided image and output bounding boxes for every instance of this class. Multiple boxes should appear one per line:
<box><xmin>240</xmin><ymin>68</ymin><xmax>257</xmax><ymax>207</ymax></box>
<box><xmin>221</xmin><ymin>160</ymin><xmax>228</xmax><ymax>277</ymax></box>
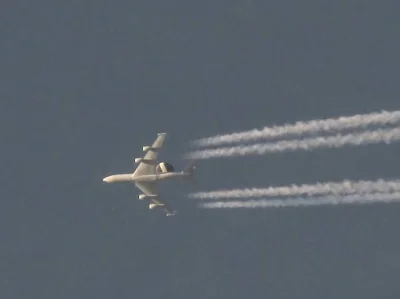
<box><xmin>134</xmin><ymin>175</ymin><xmax>159</xmax><ymax>182</ymax></box>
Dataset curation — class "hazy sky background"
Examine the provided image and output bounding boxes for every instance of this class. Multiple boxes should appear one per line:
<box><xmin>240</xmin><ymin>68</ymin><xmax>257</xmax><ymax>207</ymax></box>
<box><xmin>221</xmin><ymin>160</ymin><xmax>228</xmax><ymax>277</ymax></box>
<box><xmin>2</xmin><ymin>1</ymin><xmax>400</xmax><ymax>298</ymax></box>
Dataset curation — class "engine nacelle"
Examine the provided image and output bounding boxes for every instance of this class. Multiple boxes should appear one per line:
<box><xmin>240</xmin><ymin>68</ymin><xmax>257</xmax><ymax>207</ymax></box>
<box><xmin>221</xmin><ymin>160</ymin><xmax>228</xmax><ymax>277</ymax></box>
<box><xmin>156</xmin><ymin>162</ymin><xmax>174</xmax><ymax>174</ymax></box>
<box><xmin>149</xmin><ymin>203</ymin><xmax>157</xmax><ymax>209</ymax></box>
<box><xmin>135</xmin><ymin>158</ymin><xmax>156</xmax><ymax>164</ymax></box>
<box><xmin>139</xmin><ymin>194</ymin><xmax>157</xmax><ymax>200</ymax></box>
<box><xmin>143</xmin><ymin>146</ymin><xmax>160</xmax><ymax>152</ymax></box>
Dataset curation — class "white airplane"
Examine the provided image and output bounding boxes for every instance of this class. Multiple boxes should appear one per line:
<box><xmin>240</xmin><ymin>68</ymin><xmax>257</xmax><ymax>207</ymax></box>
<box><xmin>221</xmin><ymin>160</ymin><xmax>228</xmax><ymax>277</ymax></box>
<box><xmin>102</xmin><ymin>133</ymin><xmax>195</xmax><ymax>216</ymax></box>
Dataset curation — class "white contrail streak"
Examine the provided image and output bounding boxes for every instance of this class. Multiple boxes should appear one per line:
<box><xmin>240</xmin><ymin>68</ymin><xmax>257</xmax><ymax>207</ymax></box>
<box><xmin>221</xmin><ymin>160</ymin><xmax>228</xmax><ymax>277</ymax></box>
<box><xmin>185</xmin><ymin>127</ymin><xmax>400</xmax><ymax>160</ymax></box>
<box><xmin>199</xmin><ymin>192</ymin><xmax>400</xmax><ymax>209</ymax></box>
<box><xmin>188</xmin><ymin>178</ymin><xmax>400</xmax><ymax>199</ymax></box>
<box><xmin>192</xmin><ymin>110</ymin><xmax>400</xmax><ymax>147</ymax></box>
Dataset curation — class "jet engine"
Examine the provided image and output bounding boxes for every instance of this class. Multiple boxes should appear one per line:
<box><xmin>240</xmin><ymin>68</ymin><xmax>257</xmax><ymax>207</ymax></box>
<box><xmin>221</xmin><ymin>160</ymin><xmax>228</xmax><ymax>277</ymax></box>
<box><xmin>139</xmin><ymin>194</ymin><xmax>157</xmax><ymax>200</ymax></box>
<box><xmin>155</xmin><ymin>162</ymin><xmax>174</xmax><ymax>174</ymax></box>
<box><xmin>149</xmin><ymin>203</ymin><xmax>157</xmax><ymax>209</ymax></box>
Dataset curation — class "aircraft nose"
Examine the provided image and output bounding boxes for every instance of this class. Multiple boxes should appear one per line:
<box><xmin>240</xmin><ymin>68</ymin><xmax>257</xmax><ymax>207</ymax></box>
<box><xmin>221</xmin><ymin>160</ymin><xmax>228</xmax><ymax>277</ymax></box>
<box><xmin>103</xmin><ymin>176</ymin><xmax>112</xmax><ymax>183</ymax></box>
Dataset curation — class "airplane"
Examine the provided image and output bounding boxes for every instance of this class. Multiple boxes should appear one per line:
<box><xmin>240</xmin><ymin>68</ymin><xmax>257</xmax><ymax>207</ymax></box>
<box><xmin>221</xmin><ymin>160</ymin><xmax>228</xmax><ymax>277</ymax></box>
<box><xmin>102</xmin><ymin>133</ymin><xmax>195</xmax><ymax>216</ymax></box>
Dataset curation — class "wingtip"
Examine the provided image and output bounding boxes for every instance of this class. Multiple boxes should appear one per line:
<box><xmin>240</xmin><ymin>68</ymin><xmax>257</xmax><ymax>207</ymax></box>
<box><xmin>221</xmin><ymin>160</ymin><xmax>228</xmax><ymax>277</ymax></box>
<box><xmin>157</xmin><ymin>132</ymin><xmax>167</xmax><ymax>136</ymax></box>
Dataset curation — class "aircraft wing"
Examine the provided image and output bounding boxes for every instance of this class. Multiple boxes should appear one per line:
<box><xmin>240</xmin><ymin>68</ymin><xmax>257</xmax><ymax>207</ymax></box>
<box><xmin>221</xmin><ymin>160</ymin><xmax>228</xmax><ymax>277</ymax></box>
<box><xmin>151</xmin><ymin>198</ymin><xmax>176</xmax><ymax>216</ymax></box>
<box><xmin>135</xmin><ymin>182</ymin><xmax>158</xmax><ymax>197</ymax></box>
<box><xmin>135</xmin><ymin>182</ymin><xmax>176</xmax><ymax>216</ymax></box>
<box><xmin>133</xmin><ymin>133</ymin><xmax>167</xmax><ymax>176</ymax></box>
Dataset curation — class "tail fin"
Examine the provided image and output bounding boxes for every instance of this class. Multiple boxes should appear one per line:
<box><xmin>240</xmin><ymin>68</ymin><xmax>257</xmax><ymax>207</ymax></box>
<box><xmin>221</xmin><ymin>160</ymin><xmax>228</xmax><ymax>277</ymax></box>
<box><xmin>182</xmin><ymin>160</ymin><xmax>196</xmax><ymax>183</ymax></box>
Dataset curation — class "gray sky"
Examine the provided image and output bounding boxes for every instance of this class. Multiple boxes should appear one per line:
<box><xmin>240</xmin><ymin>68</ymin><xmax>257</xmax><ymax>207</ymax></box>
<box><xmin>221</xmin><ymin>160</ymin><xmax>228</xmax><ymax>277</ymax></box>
<box><xmin>1</xmin><ymin>1</ymin><xmax>400</xmax><ymax>298</ymax></box>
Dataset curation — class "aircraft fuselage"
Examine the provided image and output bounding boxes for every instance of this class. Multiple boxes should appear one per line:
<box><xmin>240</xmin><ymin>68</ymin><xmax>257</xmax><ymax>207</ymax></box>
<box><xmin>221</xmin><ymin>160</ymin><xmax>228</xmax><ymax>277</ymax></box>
<box><xmin>103</xmin><ymin>172</ymin><xmax>188</xmax><ymax>183</ymax></box>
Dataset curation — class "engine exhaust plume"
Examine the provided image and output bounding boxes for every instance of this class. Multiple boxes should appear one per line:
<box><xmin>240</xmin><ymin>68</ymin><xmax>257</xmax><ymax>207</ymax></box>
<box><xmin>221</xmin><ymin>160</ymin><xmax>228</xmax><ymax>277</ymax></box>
<box><xmin>188</xmin><ymin>178</ymin><xmax>400</xmax><ymax>199</ymax></box>
<box><xmin>192</xmin><ymin>110</ymin><xmax>400</xmax><ymax>147</ymax></box>
<box><xmin>198</xmin><ymin>192</ymin><xmax>400</xmax><ymax>209</ymax></box>
<box><xmin>185</xmin><ymin>127</ymin><xmax>400</xmax><ymax>160</ymax></box>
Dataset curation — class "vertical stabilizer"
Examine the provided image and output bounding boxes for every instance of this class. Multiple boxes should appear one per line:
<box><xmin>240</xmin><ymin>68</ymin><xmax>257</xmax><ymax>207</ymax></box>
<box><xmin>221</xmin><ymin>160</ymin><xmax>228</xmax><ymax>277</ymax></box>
<box><xmin>182</xmin><ymin>160</ymin><xmax>196</xmax><ymax>183</ymax></box>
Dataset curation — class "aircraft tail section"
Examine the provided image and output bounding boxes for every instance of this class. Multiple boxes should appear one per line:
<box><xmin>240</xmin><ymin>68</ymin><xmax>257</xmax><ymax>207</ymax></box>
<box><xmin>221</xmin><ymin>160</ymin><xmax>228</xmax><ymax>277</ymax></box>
<box><xmin>182</xmin><ymin>160</ymin><xmax>196</xmax><ymax>183</ymax></box>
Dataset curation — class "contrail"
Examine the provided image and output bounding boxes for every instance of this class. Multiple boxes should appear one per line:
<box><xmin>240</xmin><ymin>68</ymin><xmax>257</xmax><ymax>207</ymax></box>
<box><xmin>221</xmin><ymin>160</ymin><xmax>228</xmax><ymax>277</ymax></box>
<box><xmin>188</xmin><ymin>178</ymin><xmax>400</xmax><ymax>199</ymax></box>
<box><xmin>192</xmin><ymin>110</ymin><xmax>400</xmax><ymax>147</ymax></box>
<box><xmin>199</xmin><ymin>192</ymin><xmax>400</xmax><ymax>209</ymax></box>
<box><xmin>185</xmin><ymin>127</ymin><xmax>400</xmax><ymax>160</ymax></box>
